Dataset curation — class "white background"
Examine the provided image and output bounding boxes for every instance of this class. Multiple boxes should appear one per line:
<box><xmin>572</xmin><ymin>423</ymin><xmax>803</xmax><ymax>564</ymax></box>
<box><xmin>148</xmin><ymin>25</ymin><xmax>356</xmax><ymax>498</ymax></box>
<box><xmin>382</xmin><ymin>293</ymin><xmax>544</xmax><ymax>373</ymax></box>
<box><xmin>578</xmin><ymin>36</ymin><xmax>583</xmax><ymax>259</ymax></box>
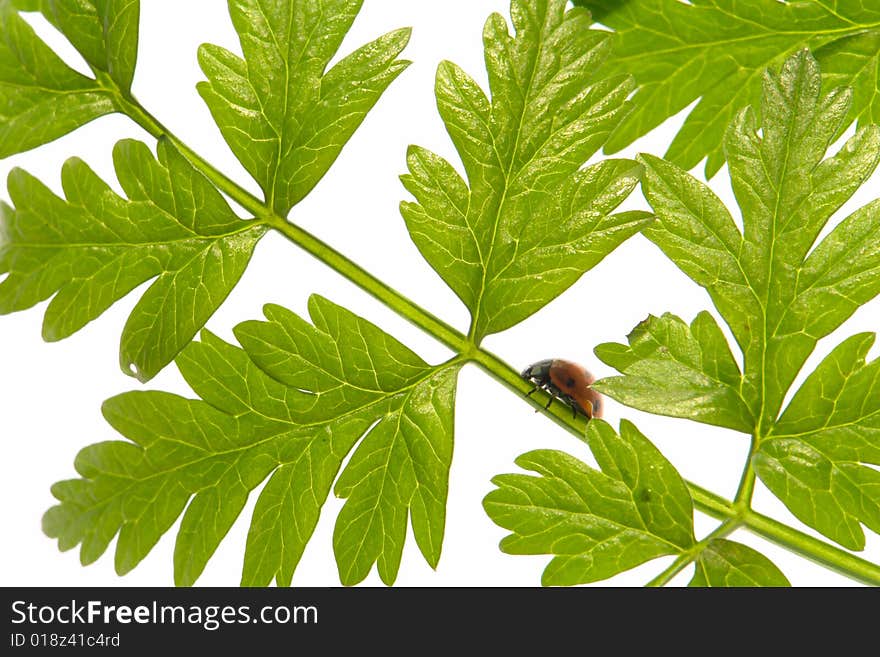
<box><xmin>1</xmin><ymin>0</ymin><xmax>878</xmax><ymax>587</ymax></box>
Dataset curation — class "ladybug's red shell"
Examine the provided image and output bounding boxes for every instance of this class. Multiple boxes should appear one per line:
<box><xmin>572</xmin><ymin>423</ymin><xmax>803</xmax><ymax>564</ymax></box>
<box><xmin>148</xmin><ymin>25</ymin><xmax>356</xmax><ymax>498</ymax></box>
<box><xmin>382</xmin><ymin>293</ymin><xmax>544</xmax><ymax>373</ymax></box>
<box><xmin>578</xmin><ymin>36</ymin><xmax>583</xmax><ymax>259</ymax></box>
<box><xmin>521</xmin><ymin>359</ymin><xmax>603</xmax><ymax>419</ymax></box>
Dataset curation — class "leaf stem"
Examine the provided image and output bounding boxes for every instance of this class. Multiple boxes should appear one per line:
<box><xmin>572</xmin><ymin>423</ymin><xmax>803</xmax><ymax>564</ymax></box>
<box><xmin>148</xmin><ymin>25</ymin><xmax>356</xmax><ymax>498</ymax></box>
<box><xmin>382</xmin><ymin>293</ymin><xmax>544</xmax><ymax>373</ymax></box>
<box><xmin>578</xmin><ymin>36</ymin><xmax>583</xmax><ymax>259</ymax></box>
<box><xmin>687</xmin><ymin>482</ymin><xmax>737</xmax><ymax>518</ymax></box>
<box><xmin>267</xmin><ymin>216</ymin><xmax>470</xmax><ymax>355</ymax></box>
<box><xmin>471</xmin><ymin>348</ymin><xmax>596</xmax><ymax>430</ymax></box>
<box><xmin>694</xmin><ymin>492</ymin><xmax>880</xmax><ymax>586</ymax></box>
<box><xmin>110</xmin><ymin>92</ymin><xmax>270</xmax><ymax>220</ymax></box>
<box><xmin>741</xmin><ymin>510</ymin><xmax>880</xmax><ymax>586</ymax></box>
<box><xmin>645</xmin><ymin>520</ymin><xmax>739</xmax><ymax>587</ymax></box>
<box><xmin>733</xmin><ymin>435</ymin><xmax>758</xmax><ymax>507</ymax></box>
<box><xmin>114</xmin><ymin>92</ymin><xmax>880</xmax><ymax>588</ymax></box>
<box><xmin>114</xmin><ymin>92</ymin><xmax>470</xmax><ymax>355</ymax></box>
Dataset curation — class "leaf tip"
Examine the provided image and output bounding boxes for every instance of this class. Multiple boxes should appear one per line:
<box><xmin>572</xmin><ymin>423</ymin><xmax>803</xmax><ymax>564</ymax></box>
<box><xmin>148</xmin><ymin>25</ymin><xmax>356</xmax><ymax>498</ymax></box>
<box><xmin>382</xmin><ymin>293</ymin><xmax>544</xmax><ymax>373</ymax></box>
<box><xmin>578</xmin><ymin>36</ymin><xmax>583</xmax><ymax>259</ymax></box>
<box><xmin>617</xmin><ymin>417</ymin><xmax>640</xmax><ymax>439</ymax></box>
<box><xmin>258</xmin><ymin>302</ymin><xmax>286</xmax><ymax>320</ymax></box>
<box><xmin>41</xmin><ymin>505</ymin><xmax>60</xmax><ymax>538</ymax></box>
<box><xmin>390</xmin><ymin>25</ymin><xmax>413</xmax><ymax>47</ymax></box>
<box><xmin>40</xmin><ymin>319</ymin><xmax>63</xmax><ymax>343</ymax></box>
<box><xmin>111</xmin><ymin>137</ymin><xmax>149</xmax><ymax>164</ymax></box>
<box><xmin>306</xmin><ymin>293</ymin><xmax>334</xmax><ymax>322</ymax></box>
<box><xmin>174</xmin><ymin>568</ymin><xmax>195</xmax><ymax>588</ymax></box>
<box><xmin>404</xmin><ymin>143</ymin><xmax>422</xmax><ymax>162</ymax></box>
<box><xmin>100</xmin><ymin>393</ymin><xmax>129</xmax><ymax>424</ymax></box>
<box><xmin>195</xmin><ymin>42</ymin><xmax>220</xmax><ymax>69</ymax></box>
<box><xmin>635</xmin><ymin>152</ymin><xmax>662</xmax><ymax>171</ymax></box>
<box><xmin>539</xmin><ymin>569</ymin><xmax>557</xmax><ymax>588</ymax></box>
<box><xmin>120</xmin><ymin>357</ymin><xmax>150</xmax><ymax>383</ymax></box>
<box><xmin>114</xmin><ymin>555</ymin><xmax>136</xmax><ymax>577</ymax></box>
<box><xmin>435</xmin><ymin>59</ymin><xmax>455</xmax><ymax>81</ymax></box>
<box><xmin>482</xmin><ymin>11</ymin><xmax>508</xmax><ymax>40</ymax></box>
<box><xmin>5</xmin><ymin>166</ymin><xmax>27</xmax><ymax>191</ymax></box>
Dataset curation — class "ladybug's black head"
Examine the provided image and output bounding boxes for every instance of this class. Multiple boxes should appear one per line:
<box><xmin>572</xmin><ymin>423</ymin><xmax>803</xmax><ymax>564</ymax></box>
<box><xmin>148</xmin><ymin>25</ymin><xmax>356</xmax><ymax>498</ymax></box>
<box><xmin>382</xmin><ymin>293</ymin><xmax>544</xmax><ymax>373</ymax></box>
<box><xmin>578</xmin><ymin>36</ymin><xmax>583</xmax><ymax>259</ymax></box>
<box><xmin>521</xmin><ymin>359</ymin><xmax>554</xmax><ymax>383</ymax></box>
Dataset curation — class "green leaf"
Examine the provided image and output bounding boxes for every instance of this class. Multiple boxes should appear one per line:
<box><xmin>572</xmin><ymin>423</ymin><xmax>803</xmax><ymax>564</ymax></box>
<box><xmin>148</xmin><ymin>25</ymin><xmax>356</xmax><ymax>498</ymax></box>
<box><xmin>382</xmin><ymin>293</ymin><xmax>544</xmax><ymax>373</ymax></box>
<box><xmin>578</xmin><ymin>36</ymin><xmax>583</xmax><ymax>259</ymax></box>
<box><xmin>600</xmin><ymin>50</ymin><xmax>880</xmax><ymax>549</ymax></box>
<box><xmin>484</xmin><ymin>420</ymin><xmax>695</xmax><ymax>586</ymax></box>
<box><xmin>595</xmin><ymin>312</ymin><xmax>753</xmax><ymax>432</ymax></box>
<box><xmin>818</xmin><ymin>31</ymin><xmax>880</xmax><ymax>129</ymax></box>
<box><xmin>331</xmin><ymin>367</ymin><xmax>457</xmax><ymax>585</ymax></box>
<box><xmin>755</xmin><ymin>334</ymin><xmax>880</xmax><ymax>551</ymax></box>
<box><xmin>29</xmin><ymin>0</ymin><xmax>140</xmax><ymax>92</ymax></box>
<box><xmin>574</xmin><ymin>0</ymin><xmax>880</xmax><ymax>176</ymax></box>
<box><xmin>689</xmin><ymin>539</ymin><xmax>790</xmax><ymax>587</ymax></box>
<box><xmin>401</xmin><ymin>0</ymin><xmax>649</xmax><ymax>342</ymax></box>
<box><xmin>0</xmin><ymin>0</ymin><xmax>122</xmax><ymax>157</ymax></box>
<box><xmin>43</xmin><ymin>296</ymin><xmax>460</xmax><ymax>586</ymax></box>
<box><xmin>0</xmin><ymin>138</ymin><xmax>267</xmax><ymax>381</ymax></box>
<box><xmin>197</xmin><ymin>0</ymin><xmax>411</xmax><ymax>216</ymax></box>
<box><xmin>642</xmin><ymin>51</ymin><xmax>880</xmax><ymax>430</ymax></box>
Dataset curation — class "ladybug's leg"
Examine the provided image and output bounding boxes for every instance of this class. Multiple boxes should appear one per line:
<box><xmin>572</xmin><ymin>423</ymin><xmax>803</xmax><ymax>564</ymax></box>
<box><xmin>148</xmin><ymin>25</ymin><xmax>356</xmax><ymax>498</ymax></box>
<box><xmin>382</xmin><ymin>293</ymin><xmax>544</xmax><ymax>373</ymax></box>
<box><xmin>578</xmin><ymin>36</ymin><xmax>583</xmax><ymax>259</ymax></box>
<box><xmin>526</xmin><ymin>385</ymin><xmax>546</xmax><ymax>412</ymax></box>
<box><xmin>527</xmin><ymin>386</ymin><xmax>545</xmax><ymax>412</ymax></box>
<box><xmin>545</xmin><ymin>395</ymin><xmax>553</xmax><ymax>410</ymax></box>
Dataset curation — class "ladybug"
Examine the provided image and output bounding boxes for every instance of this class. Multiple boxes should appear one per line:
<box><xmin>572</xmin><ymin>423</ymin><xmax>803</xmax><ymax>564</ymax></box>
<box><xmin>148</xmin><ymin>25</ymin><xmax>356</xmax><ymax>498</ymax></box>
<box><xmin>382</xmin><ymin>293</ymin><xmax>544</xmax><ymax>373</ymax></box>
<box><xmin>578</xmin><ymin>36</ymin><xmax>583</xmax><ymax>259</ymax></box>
<box><xmin>521</xmin><ymin>359</ymin><xmax>603</xmax><ymax>419</ymax></box>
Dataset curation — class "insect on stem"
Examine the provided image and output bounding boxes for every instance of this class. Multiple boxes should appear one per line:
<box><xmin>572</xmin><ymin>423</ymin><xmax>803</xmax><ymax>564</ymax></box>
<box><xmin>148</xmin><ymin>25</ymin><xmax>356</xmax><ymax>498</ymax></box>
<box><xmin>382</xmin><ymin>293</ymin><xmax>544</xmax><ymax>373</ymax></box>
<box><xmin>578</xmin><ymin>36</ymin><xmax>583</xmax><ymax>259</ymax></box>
<box><xmin>520</xmin><ymin>359</ymin><xmax>603</xmax><ymax>420</ymax></box>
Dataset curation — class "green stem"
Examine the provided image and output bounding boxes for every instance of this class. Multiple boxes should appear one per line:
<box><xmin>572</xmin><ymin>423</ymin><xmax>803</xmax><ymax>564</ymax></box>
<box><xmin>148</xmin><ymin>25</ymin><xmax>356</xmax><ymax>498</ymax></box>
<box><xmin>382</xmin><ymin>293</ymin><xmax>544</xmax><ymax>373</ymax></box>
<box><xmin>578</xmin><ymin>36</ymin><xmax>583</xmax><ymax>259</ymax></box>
<box><xmin>471</xmin><ymin>349</ymin><xmax>594</xmax><ymax>432</ymax></box>
<box><xmin>741</xmin><ymin>510</ymin><xmax>880</xmax><ymax>586</ymax></box>
<box><xmin>115</xmin><ymin>92</ymin><xmax>880</xmax><ymax>588</ymax></box>
<box><xmin>693</xmin><ymin>490</ymin><xmax>880</xmax><ymax>586</ymax></box>
<box><xmin>111</xmin><ymin>93</ymin><xmax>269</xmax><ymax>220</ymax></box>
<box><xmin>688</xmin><ymin>482</ymin><xmax>737</xmax><ymax>519</ymax></box>
<box><xmin>116</xmin><ymin>91</ymin><xmax>470</xmax><ymax>356</ymax></box>
<box><xmin>645</xmin><ymin>521</ymin><xmax>738</xmax><ymax>587</ymax></box>
<box><xmin>733</xmin><ymin>435</ymin><xmax>758</xmax><ymax>507</ymax></box>
<box><xmin>267</xmin><ymin>217</ymin><xmax>470</xmax><ymax>355</ymax></box>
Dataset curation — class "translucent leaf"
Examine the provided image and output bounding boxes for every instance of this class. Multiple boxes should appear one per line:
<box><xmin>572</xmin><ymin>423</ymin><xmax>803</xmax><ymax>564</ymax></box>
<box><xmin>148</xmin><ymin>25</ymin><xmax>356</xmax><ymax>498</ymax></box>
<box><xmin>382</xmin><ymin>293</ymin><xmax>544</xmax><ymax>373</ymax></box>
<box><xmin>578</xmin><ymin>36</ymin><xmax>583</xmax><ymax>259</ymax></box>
<box><xmin>197</xmin><ymin>0</ymin><xmax>410</xmax><ymax>215</ymax></box>
<box><xmin>0</xmin><ymin>138</ymin><xmax>266</xmax><ymax>381</ymax></box>
<box><xmin>484</xmin><ymin>420</ymin><xmax>695</xmax><ymax>585</ymax></box>
<box><xmin>690</xmin><ymin>539</ymin><xmax>790</xmax><ymax>587</ymax></box>
<box><xmin>0</xmin><ymin>0</ymin><xmax>131</xmax><ymax>156</ymax></box>
<box><xmin>43</xmin><ymin>296</ymin><xmax>460</xmax><ymax>586</ymax></box>
<box><xmin>401</xmin><ymin>0</ymin><xmax>648</xmax><ymax>342</ymax></box>
<box><xmin>601</xmin><ymin>51</ymin><xmax>880</xmax><ymax>549</ymax></box>
<box><xmin>574</xmin><ymin>0</ymin><xmax>880</xmax><ymax>176</ymax></box>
